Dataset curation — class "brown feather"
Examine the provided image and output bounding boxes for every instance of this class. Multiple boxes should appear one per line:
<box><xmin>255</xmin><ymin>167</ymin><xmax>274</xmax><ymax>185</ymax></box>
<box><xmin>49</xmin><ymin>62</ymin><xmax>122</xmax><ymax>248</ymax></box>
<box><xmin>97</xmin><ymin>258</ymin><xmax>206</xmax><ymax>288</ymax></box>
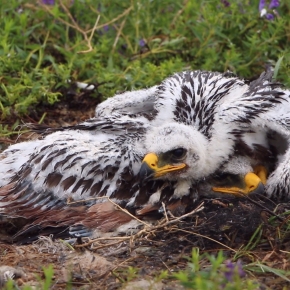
<box><xmin>81</xmin><ymin>202</ymin><xmax>133</xmax><ymax>232</ymax></box>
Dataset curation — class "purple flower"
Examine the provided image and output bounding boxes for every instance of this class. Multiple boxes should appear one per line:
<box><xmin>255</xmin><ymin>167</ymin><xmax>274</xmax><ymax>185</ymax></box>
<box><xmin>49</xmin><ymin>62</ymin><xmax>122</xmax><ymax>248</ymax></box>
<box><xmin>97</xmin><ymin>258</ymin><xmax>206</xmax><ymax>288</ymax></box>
<box><xmin>103</xmin><ymin>25</ymin><xmax>109</xmax><ymax>32</ymax></box>
<box><xmin>259</xmin><ymin>0</ymin><xmax>266</xmax><ymax>11</ymax></box>
<box><xmin>269</xmin><ymin>0</ymin><xmax>280</xmax><ymax>9</ymax></box>
<box><xmin>42</xmin><ymin>0</ymin><xmax>55</xmax><ymax>5</ymax></box>
<box><xmin>139</xmin><ymin>39</ymin><xmax>146</xmax><ymax>47</ymax></box>
<box><xmin>221</xmin><ymin>0</ymin><xmax>230</xmax><ymax>7</ymax></box>
<box><xmin>266</xmin><ymin>13</ymin><xmax>275</xmax><ymax>20</ymax></box>
<box><xmin>224</xmin><ymin>261</ymin><xmax>235</xmax><ymax>282</ymax></box>
<box><xmin>224</xmin><ymin>260</ymin><xmax>245</xmax><ymax>282</ymax></box>
<box><xmin>259</xmin><ymin>0</ymin><xmax>280</xmax><ymax>20</ymax></box>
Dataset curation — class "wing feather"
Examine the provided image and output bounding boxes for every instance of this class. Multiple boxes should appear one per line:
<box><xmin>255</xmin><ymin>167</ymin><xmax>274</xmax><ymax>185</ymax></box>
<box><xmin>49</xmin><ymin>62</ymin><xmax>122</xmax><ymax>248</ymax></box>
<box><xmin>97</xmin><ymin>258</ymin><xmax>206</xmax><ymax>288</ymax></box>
<box><xmin>0</xmin><ymin>116</ymin><xmax>151</xmax><ymax>222</ymax></box>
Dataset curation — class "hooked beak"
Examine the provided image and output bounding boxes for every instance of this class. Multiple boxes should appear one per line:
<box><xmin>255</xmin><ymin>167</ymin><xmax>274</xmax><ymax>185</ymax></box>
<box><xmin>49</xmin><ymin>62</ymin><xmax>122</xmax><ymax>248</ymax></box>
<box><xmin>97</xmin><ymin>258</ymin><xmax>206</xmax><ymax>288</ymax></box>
<box><xmin>212</xmin><ymin>171</ymin><xmax>265</xmax><ymax>197</ymax></box>
<box><xmin>139</xmin><ymin>153</ymin><xmax>187</xmax><ymax>181</ymax></box>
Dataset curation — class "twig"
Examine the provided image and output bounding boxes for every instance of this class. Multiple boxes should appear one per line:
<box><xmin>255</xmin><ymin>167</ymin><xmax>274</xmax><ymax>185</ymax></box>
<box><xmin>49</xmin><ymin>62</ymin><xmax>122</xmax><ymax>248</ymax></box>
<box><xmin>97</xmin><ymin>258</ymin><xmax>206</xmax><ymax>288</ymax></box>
<box><xmin>37</xmin><ymin>2</ymin><xmax>85</xmax><ymax>34</ymax></box>
<box><xmin>243</xmin><ymin>194</ymin><xmax>284</xmax><ymax>222</ymax></box>
<box><xmin>108</xmin><ymin>198</ymin><xmax>151</xmax><ymax>227</ymax></box>
<box><xmin>74</xmin><ymin>202</ymin><xmax>204</xmax><ymax>249</ymax></box>
<box><xmin>176</xmin><ymin>229</ymin><xmax>237</xmax><ymax>253</ymax></box>
<box><xmin>112</xmin><ymin>17</ymin><xmax>127</xmax><ymax>52</ymax></box>
<box><xmin>160</xmin><ymin>259</ymin><xmax>172</xmax><ymax>272</ymax></box>
<box><xmin>162</xmin><ymin>202</ymin><xmax>169</xmax><ymax>222</ymax></box>
<box><xmin>89</xmin><ymin>6</ymin><xmax>133</xmax><ymax>32</ymax></box>
<box><xmin>36</xmin><ymin>1</ymin><xmax>132</xmax><ymax>54</ymax></box>
<box><xmin>67</xmin><ymin>196</ymin><xmax>151</xmax><ymax>227</ymax></box>
<box><xmin>170</xmin><ymin>0</ymin><xmax>190</xmax><ymax>28</ymax></box>
<box><xmin>105</xmin><ymin>256</ymin><xmax>137</xmax><ymax>286</ymax></box>
<box><xmin>78</xmin><ymin>15</ymin><xmax>101</xmax><ymax>54</ymax></box>
<box><xmin>91</xmin><ymin>240</ymin><xmax>124</xmax><ymax>250</ymax></box>
<box><xmin>163</xmin><ymin>203</ymin><xmax>204</xmax><ymax>225</ymax></box>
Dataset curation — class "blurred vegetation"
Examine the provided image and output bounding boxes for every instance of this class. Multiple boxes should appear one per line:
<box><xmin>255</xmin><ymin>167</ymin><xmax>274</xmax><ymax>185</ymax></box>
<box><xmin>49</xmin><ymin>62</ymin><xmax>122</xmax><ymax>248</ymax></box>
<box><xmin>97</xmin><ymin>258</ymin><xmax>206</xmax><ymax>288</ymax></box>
<box><xmin>0</xmin><ymin>0</ymin><xmax>289</xmax><ymax>119</ymax></box>
<box><xmin>1</xmin><ymin>2</ymin><xmax>290</xmax><ymax>288</ymax></box>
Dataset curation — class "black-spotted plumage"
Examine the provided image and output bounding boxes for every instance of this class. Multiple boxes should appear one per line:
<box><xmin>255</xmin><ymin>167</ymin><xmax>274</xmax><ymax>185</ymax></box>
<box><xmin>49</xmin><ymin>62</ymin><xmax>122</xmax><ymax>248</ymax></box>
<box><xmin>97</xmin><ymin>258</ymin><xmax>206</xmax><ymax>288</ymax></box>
<box><xmin>96</xmin><ymin>69</ymin><xmax>290</xmax><ymax>199</ymax></box>
<box><xmin>0</xmin><ymin>69</ymin><xmax>289</xmax><ymax>242</ymax></box>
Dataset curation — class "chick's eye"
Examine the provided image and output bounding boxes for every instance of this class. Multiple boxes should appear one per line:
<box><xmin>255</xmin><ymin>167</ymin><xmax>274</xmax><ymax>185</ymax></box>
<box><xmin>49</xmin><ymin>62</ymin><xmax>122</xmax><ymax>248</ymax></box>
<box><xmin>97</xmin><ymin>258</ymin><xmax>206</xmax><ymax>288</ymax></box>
<box><xmin>171</xmin><ymin>148</ymin><xmax>186</xmax><ymax>159</ymax></box>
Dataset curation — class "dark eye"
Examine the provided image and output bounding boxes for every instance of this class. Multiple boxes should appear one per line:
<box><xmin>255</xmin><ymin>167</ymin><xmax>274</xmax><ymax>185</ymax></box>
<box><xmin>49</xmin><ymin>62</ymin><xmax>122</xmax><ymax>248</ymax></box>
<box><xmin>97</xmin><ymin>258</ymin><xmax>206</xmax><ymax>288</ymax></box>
<box><xmin>170</xmin><ymin>148</ymin><xmax>186</xmax><ymax>159</ymax></box>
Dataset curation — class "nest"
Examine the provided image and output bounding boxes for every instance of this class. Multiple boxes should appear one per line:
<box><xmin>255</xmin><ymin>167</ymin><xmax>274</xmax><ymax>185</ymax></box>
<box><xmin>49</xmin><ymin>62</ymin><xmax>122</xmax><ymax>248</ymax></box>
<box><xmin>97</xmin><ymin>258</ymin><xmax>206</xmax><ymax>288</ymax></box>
<box><xmin>1</xmin><ymin>193</ymin><xmax>289</xmax><ymax>253</ymax></box>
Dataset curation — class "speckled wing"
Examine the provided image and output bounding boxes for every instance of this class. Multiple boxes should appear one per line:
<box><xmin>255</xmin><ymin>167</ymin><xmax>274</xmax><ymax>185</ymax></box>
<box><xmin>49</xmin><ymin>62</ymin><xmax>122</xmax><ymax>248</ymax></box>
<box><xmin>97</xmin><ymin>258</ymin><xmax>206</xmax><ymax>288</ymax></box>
<box><xmin>93</xmin><ymin>69</ymin><xmax>290</xmax><ymax>201</ymax></box>
<box><xmin>95</xmin><ymin>86</ymin><xmax>157</xmax><ymax>118</ymax></box>
<box><xmin>231</xmin><ymin>70</ymin><xmax>290</xmax><ymax>200</ymax></box>
<box><xmin>153</xmin><ymin>70</ymin><xmax>284</xmax><ymax>131</ymax></box>
<box><xmin>0</xmin><ymin>116</ymin><xmax>153</xmax><ymax>222</ymax></box>
<box><xmin>93</xmin><ymin>70</ymin><xmax>285</xmax><ymax>167</ymax></box>
<box><xmin>255</xmin><ymin>90</ymin><xmax>290</xmax><ymax>200</ymax></box>
<box><xmin>94</xmin><ymin>69</ymin><xmax>285</xmax><ymax>139</ymax></box>
<box><xmin>2</xmin><ymin>69</ymin><xmax>290</xmax><ymax>242</ymax></box>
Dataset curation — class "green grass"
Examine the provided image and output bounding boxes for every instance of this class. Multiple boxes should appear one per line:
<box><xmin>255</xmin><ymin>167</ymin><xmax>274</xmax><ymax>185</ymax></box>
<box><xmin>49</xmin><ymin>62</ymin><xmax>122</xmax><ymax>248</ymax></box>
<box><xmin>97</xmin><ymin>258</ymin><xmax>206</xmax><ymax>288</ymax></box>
<box><xmin>3</xmin><ymin>265</ymin><xmax>54</xmax><ymax>290</ymax></box>
<box><xmin>174</xmin><ymin>249</ymin><xmax>257</xmax><ymax>290</ymax></box>
<box><xmin>0</xmin><ymin>0</ymin><xmax>290</xmax><ymax>120</ymax></box>
<box><xmin>4</xmin><ymin>248</ymin><xmax>289</xmax><ymax>289</ymax></box>
<box><xmin>1</xmin><ymin>1</ymin><xmax>290</xmax><ymax>289</ymax></box>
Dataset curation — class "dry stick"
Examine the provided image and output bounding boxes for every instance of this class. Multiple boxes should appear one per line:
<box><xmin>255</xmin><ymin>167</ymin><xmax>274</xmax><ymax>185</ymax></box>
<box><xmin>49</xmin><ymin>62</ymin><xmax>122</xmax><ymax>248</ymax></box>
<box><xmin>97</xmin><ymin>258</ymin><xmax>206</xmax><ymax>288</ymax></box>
<box><xmin>74</xmin><ymin>237</ymin><xmax>128</xmax><ymax>249</ymax></box>
<box><xmin>91</xmin><ymin>240</ymin><xmax>124</xmax><ymax>250</ymax></box>
<box><xmin>59</xmin><ymin>0</ymin><xmax>99</xmax><ymax>54</ymax></box>
<box><xmin>112</xmin><ymin>17</ymin><xmax>127</xmax><ymax>52</ymax></box>
<box><xmin>89</xmin><ymin>6</ymin><xmax>133</xmax><ymax>32</ymax></box>
<box><xmin>170</xmin><ymin>0</ymin><xmax>190</xmax><ymax>28</ymax></box>
<box><xmin>39</xmin><ymin>2</ymin><xmax>132</xmax><ymax>52</ymax></box>
<box><xmin>176</xmin><ymin>228</ymin><xmax>237</xmax><ymax>253</ymax></box>
<box><xmin>278</xmin><ymin>214</ymin><xmax>290</xmax><ymax>230</ymax></box>
<box><xmin>79</xmin><ymin>236</ymin><xmax>129</xmax><ymax>242</ymax></box>
<box><xmin>163</xmin><ymin>202</ymin><xmax>204</xmax><ymax>224</ymax></box>
<box><xmin>38</xmin><ymin>2</ymin><xmax>85</xmax><ymax>34</ymax></box>
<box><xmin>66</xmin><ymin>196</ymin><xmax>150</xmax><ymax>227</ymax></box>
<box><xmin>162</xmin><ymin>202</ymin><xmax>169</xmax><ymax>222</ymax></box>
<box><xmin>242</xmin><ymin>194</ymin><xmax>284</xmax><ymax>222</ymax></box>
<box><xmin>160</xmin><ymin>260</ymin><xmax>172</xmax><ymax>272</ymax></box>
<box><xmin>59</xmin><ymin>1</ymin><xmax>80</xmax><ymax>28</ymax></box>
<box><xmin>280</xmin><ymin>250</ymin><xmax>290</xmax><ymax>254</ymax></box>
<box><xmin>78</xmin><ymin>15</ymin><xmax>101</xmax><ymax>54</ymax></box>
<box><xmin>0</xmin><ymin>138</ymin><xmax>17</xmax><ymax>144</ymax></box>
<box><xmin>112</xmin><ymin>256</ymin><xmax>137</xmax><ymax>270</ymax></box>
<box><xmin>106</xmin><ymin>256</ymin><xmax>138</xmax><ymax>285</ymax></box>
<box><xmin>107</xmin><ymin>197</ymin><xmax>151</xmax><ymax>227</ymax></box>
<box><xmin>75</xmin><ymin>202</ymin><xmax>204</xmax><ymax>248</ymax></box>
<box><xmin>90</xmin><ymin>5</ymin><xmax>134</xmax><ymax>52</ymax></box>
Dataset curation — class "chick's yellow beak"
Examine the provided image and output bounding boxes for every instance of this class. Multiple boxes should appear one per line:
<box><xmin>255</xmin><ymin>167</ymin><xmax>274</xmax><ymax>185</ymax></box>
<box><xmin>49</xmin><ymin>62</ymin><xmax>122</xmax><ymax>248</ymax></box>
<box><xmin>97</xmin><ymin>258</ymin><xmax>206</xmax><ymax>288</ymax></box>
<box><xmin>139</xmin><ymin>153</ymin><xmax>187</xmax><ymax>179</ymax></box>
<box><xmin>212</xmin><ymin>171</ymin><xmax>265</xmax><ymax>197</ymax></box>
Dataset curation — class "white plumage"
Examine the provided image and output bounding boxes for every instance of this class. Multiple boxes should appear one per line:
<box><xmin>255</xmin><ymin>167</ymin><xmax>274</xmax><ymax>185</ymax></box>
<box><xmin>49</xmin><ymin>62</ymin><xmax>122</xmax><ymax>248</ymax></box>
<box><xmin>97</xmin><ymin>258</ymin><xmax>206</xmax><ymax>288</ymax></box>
<box><xmin>97</xmin><ymin>69</ymin><xmax>290</xmax><ymax>199</ymax></box>
<box><xmin>0</xmin><ymin>69</ymin><xmax>289</xmax><ymax>241</ymax></box>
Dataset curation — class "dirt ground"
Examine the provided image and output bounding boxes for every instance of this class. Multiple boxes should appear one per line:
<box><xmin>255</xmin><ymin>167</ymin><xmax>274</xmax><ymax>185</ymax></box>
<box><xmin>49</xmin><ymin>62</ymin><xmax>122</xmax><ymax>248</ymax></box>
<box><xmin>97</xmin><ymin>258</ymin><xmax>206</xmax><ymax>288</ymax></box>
<box><xmin>1</xmin><ymin>197</ymin><xmax>290</xmax><ymax>289</ymax></box>
<box><xmin>1</xmin><ymin>91</ymin><xmax>290</xmax><ymax>289</ymax></box>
